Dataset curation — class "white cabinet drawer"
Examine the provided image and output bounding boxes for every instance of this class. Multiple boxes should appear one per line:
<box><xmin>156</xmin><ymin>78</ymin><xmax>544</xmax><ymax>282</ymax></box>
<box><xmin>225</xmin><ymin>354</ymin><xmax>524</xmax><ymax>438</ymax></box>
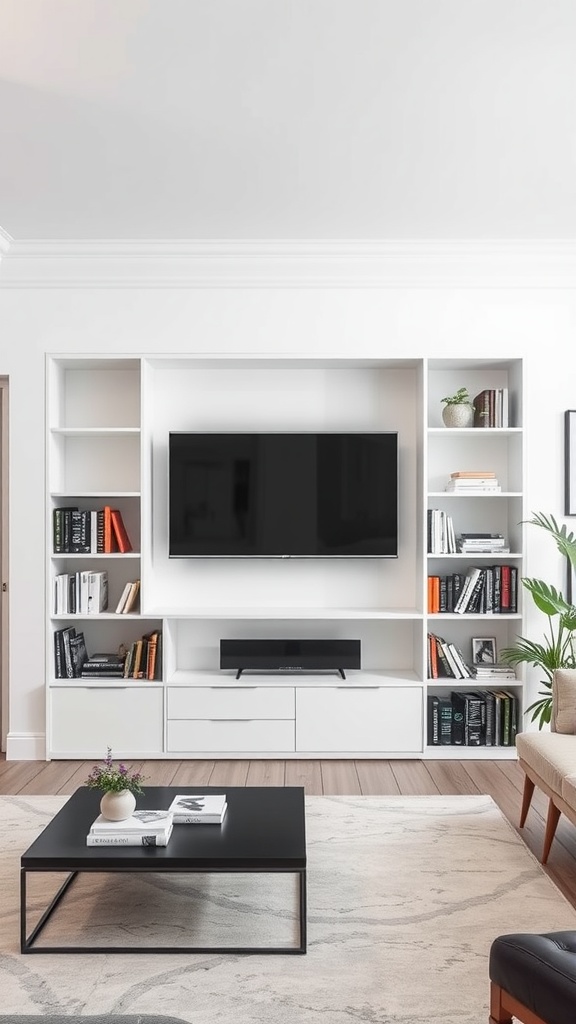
<box><xmin>167</xmin><ymin>719</ymin><xmax>295</xmax><ymax>753</ymax></box>
<box><xmin>49</xmin><ymin>686</ymin><xmax>164</xmax><ymax>756</ymax></box>
<box><xmin>167</xmin><ymin>686</ymin><xmax>295</xmax><ymax>720</ymax></box>
<box><xmin>296</xmin><ymin>686</ymin><xmax>423</xmax><ymax>752</ymax></box>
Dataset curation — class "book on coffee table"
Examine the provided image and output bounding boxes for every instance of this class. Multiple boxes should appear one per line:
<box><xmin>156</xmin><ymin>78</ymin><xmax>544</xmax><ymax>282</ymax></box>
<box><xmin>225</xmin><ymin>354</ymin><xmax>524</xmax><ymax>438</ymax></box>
<box><xmin>168</xmin><ymin>793</ymin><xmax>227</xmax><ymax>824</ymax></box>
<box><xmin>87</xmin><ymin>808</ymin><xmax>173</xmax><ymax>846</ymax></box>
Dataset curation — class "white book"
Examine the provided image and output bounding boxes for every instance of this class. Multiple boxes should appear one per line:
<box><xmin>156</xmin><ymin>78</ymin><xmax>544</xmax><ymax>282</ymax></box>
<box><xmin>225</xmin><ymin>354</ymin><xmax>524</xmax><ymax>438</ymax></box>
<box><xmin>87</xmin><ymin>824</ymin><xmax>173</xmax><ymax>847</ymax></box>
<box><xmin>115</xmin><ymin>580</ymin><xmax>133</xmax><ymax>614</ymax></box>
<box><xmin>87</xmin><ymin>571</ymin><xmax>108</xmax><ymax>614</ymax></box>
<box><xmin>168</xmin><ymin>793</ymin><xmax>227</xmax><ymax>823</ymax></box>
<box><xmin>453</xmin><ymin>568</ymin><xmax>482</xmax><ymax>614</ymax></box>
<box><xmin>90</xmin><ymin>809</ymin><xmax>173</xmax><ymax>834</ymax></box>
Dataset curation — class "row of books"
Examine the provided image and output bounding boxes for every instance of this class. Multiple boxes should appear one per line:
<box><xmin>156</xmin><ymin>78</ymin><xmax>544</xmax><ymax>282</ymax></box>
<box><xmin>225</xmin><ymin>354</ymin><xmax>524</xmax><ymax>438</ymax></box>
<box><xmin>54</xmin><ymin>574</ymin><xmax>140</xmax><ymax>616</ymax></box>
<box><xmin>123</xmin><ymin>629</ymin><xmax>162</xmax><ymax>680</ymax></box>
<box><xmin>427</xmin><ymin>632</ymin><xmax>472</xmax><ymax>679</ymax></box>
<box><xmin>427</xmin><ymin>690</ymin><xmax>518</xmax><ymax>747</ymax></box>
<box><xmin>54</xmin><ymin>570</ymin><xmax>108</xmax><ymax>615</ymax></box>
<box><xmin>427</xmin><ymin>564</ymin><xmax>518</xmax><ymax>614</ymax></box>
<box><xmin>53</xmin><ymin>628</ymin><xmax>162</xmax><ymax>679</ymax></box>
<box><xmin>53</xmin><ymin>505</ymin><xmax>133</xmax><ymax>554</ymax></box>
<box><xmin>87</xmin><ymin>794</ymin><xmax>227</xmax><ymax>846</ymax></box>
<box><xmin>473</xmin><ymin>388</ymin><xmax>509</xmax><ymax>428</ymax></box>
<box><xmin>428</xmin><ymin>509</ymin><xmax>457</xmax><ymax>554</ymax></box>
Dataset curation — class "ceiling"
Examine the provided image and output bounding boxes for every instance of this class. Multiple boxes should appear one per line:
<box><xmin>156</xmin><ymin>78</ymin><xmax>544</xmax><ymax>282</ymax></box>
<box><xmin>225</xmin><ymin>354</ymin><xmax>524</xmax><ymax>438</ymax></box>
<box><xmin>1</xmin><ymin>0</ymin><xmax>575</xmax><ymax>242</ymax></box>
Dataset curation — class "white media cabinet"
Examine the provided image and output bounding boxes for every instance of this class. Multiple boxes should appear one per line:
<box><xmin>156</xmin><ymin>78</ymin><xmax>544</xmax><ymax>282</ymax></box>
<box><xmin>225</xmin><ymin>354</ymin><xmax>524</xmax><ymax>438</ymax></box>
<box><xmin>46</xmin><ymin>355</ymin><xmax>524</xmax><ymax>760</ymax></box>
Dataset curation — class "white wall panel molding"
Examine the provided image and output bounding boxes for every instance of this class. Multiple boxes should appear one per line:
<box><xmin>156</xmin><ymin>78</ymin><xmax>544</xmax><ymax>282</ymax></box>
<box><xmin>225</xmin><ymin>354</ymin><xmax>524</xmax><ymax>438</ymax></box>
<box><xmin>2</xmin><ymin>239</ymin><xmax>576</xmax><ymax>289</ymax></box>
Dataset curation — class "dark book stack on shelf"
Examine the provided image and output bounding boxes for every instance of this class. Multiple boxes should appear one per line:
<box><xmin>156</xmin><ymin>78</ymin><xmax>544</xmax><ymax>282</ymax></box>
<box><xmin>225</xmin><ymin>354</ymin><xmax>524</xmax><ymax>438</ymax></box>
<box><xmin>53</xmin><ymin>505</ymin><xmax>133</xmax><ymax>554</ymax></box>
<box><xmin>54</xmin><ymin>627</ymin><xmax>88</xmax><ymax>678</ymax></box>
<box><xmin>427</xmin><ymin>690</ymin><xmax>518</xmax><ymax>747</ymax></box>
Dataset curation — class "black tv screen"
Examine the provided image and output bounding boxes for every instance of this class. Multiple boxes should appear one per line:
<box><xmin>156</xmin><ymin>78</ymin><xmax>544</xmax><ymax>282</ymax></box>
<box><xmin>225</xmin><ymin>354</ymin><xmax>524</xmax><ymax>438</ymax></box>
<box><xmin>168</xmin><ymin>432</ymin><xmax>398</xmax><ymax>558</ymax></box>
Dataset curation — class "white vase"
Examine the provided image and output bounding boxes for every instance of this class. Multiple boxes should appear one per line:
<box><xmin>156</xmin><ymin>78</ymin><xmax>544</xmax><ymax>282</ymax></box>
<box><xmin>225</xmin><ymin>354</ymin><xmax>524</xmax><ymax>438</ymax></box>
<box><xmin>100</xmin><ymin>789</ymin><xmax>136</xmax><ymax>821</ymax></box>
<box><xmin>442</xmin><ymin>404</ymin><xmax>474</xmax><ymax>428</ymax></box>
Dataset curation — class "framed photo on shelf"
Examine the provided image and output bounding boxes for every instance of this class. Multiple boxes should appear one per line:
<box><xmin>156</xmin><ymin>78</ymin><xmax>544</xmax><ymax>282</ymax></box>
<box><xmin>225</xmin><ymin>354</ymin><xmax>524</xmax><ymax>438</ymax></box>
<box><xmin>471</xmin><ymin>637</ymin><xmax>497</xmax><ymax>665</ymax></box>
<box><xmin>565</xmin><ymin>410</ymin><xmax>576</xmax><ymax>515</ymax></box>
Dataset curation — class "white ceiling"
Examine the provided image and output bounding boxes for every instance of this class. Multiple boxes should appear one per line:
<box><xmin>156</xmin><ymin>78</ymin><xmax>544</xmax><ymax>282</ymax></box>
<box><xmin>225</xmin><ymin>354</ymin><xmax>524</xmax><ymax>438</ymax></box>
<box><xmin>0</xmin><ymin>0</ymin><xmax>575</xmax><ymax>242</ymax></box>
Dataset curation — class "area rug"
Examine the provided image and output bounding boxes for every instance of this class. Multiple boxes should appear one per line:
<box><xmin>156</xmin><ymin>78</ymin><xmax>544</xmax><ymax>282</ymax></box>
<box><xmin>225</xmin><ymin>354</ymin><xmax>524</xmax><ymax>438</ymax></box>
<box><xmin>2</xmin><ymin>794</ymin><xmax>576</xmax><ymax>1023</ymax></box>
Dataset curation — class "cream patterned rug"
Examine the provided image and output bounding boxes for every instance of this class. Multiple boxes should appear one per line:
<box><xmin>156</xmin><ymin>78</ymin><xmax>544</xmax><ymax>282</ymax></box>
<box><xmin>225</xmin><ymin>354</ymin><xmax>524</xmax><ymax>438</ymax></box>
<box><xmin>2</xmin><ymin>794</ymin><xmax>575</xmax><ymax>1023</ymax></box>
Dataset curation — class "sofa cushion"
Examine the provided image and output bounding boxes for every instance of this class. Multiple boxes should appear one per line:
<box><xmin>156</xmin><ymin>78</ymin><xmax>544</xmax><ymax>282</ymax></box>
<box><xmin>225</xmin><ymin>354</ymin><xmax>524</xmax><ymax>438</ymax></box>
<box><xmin>553</xmin><ymin>669</ymin><xmax>576</xmax><ymax>734</ymax></box>
<box><xmin>516</xmin><ymin>731</ymin><xmax>576</xmax><ymax>794</ymax></box>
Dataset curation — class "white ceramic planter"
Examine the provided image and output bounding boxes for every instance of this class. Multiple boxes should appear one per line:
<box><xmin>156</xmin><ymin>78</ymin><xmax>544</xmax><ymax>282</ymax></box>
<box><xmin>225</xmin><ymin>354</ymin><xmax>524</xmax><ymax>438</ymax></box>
<box><xmin>442</xmin><ymin>404</ymin><xmax>474</xmax><ymax>428</ymax></box>
<box><xmin>100</xmin><ymin>789</ymin><xmax>136</xmax><ymax>821</ymax></box>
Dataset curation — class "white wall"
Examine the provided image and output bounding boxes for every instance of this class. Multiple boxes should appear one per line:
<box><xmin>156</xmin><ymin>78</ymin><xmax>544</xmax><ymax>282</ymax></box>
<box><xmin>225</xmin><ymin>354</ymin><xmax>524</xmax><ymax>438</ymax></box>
<box><xmin>1</xmin><ymin>248</ymin><xmax>575</xmax><ymax>757</ymax></box>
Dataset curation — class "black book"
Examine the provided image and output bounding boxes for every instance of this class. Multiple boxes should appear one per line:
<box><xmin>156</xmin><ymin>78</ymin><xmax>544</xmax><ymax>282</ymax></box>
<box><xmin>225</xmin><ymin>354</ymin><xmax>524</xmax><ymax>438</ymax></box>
<box><xmin>427</xmin><ymin>695</ymin><xmax>440</xmax><ymax>745</ymax></box>
<box><xmin>69</xmin><ymin>631</ymin><xmax>88</xmax><ymax>677</ymax></box>
<box><xmin>53</xmin><ymin>628</ymin><xmax>65</xmax><ymax>678</ymax></box>
<box><xmin>438</xmin><ymin>698</ymin><xmax>453</xmax><ymax>744</ymax></box>
<box><xmin>450</xmin><ymin>692</ymin><xmax>466</xmax><ymax>745</ymax></box>
<box><xmin>82</xmin><ymin>652</ymin><xmax>125</xmax><ymax>670</ymax></box>
<box><xmin>53</xmin><ymin>506</ymin><xmax>78</xmax><ymax>554</ymax></box>
<box><xmin>61</xmin><ymin>626</ymin><xmax>77</xmax><ymax>679</ymax></box>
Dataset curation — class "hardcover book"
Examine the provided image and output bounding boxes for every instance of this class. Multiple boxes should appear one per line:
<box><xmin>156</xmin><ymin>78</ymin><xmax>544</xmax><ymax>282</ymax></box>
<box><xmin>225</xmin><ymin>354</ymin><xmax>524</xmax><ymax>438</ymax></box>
<box><xmin>168</xmin><ymin>793</ymin><xmax>227</xmax><ymax>823</ymax></box>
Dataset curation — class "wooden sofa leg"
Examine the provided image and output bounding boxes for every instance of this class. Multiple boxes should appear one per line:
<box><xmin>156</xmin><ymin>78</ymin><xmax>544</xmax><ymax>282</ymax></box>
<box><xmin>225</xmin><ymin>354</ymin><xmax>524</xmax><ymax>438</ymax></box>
<box><xmin>489</xmin><ymin>981</ymin><xmax>513</xmax><ymax>1024</ymax></box>
<box><xmin>542</xmin><ymin>799</ymin><xmax>561</xmax><ymax>864</ymax></box>
<box><xmin>519</xmin><ymin>774</ymin><xmax>535</xmax><ymax>828</ymax></box>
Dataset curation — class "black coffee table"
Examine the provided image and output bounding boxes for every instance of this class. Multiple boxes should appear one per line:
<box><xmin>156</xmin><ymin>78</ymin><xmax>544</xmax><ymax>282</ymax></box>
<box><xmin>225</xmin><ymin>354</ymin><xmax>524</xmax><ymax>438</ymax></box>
<box><xmin>20</xmin><ymin>785</ymin><xmax>307</xmax><ymax>955</ymax></box>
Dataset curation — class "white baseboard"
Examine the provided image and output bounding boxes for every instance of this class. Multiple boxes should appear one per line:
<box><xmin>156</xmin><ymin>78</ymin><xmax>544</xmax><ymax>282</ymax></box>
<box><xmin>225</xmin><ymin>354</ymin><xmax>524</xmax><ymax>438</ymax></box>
<box><xmin>6</xmin><ymin>732</ymin><xmax>46</xmax><ymax>760</ymax></box>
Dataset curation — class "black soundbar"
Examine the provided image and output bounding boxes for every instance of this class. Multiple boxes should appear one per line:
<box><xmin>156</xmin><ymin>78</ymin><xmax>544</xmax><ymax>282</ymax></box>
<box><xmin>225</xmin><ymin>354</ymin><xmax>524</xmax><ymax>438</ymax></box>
<box><xmin>220</xmin><ymin>638</ymin><xmax>361</xmax><ymax>679</ymax></box>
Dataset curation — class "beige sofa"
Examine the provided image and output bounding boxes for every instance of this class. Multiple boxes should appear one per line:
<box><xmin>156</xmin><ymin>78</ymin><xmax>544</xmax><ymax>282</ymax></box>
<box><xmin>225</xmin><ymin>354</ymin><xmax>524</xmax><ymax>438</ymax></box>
<box><xmin>515</xmin><ymin>668</ymin><xmax>576</xmax><ymax>862</ymax></box>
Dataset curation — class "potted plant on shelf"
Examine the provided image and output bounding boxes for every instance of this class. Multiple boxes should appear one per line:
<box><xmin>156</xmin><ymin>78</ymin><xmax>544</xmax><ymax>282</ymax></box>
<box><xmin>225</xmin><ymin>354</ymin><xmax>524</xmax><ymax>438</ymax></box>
<box><xmin>500</xmin><ymin>513</ymin><xmax>576</xmax><ymax>729</ymax></box>
<box><xmin>85</xmin><ymin>747</ymin><xmax>147</xmax><ymax>820</ymax></box>
<box><xmin>440</xmin><ymin>387</ymin><xmax>475</xmax><ymax>428</ymax></box>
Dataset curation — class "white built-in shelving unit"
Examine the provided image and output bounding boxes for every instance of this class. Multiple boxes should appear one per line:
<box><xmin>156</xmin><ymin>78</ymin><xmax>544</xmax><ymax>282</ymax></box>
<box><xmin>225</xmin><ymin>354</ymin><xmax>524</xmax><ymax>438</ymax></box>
<box><xmin>45</xmin><ymin>355</ymin><xmax>524</xmax><ymax>759</ymax></box>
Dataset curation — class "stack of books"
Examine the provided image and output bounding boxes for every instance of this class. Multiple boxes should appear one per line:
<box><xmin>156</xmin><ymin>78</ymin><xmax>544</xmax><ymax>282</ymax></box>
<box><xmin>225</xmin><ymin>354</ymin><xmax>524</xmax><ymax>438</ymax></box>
<box><xmin>457</xmin><ymin>533</ymin><xmax>510</xmax><ymax>554</ymax></box>
<box><xmin>168</xmin><ymin>793</ymin><xmax>227</xmax><ymax>824</ymax></box>
<box><xmin>445</xmin><ymin>471</ymin><xmax>501</xmax><ymax>494</ymax></box>
<box><xmin>86</xmin><ymin>809</ymin><xmax>174</xmax><ymax>846</ymax></box>
<box><xmin>81</xmin><ymin>652</ymin><xmax>126</xmax><ymax>678</ymax></box>
<box><xmin>472</xmin><ymin>663</ymin><xmax>516</xmax><ymax>681</ymax></box>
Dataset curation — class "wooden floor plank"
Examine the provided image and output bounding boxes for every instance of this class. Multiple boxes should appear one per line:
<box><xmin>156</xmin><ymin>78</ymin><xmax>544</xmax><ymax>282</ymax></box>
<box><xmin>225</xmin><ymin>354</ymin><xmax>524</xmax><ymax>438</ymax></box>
<box><xmin>355</xmin><ymin>759</ymin><xmax>401</xmax><ymax>794</ymax></box>
<box><xmin>390</xmin><ymin>760</ymin><xmax>439</xmax><ymax>795</ymax></box>
<box><xmin>246</xmin><ymin>760</ymin><xmax>286</xmax><ymax>787</ymax></box>
<box><xmin>208</xmin><ymin>760</ymin><xmax>250</xmax><ymax>787</ymax></box>
<box><xmin>284</xmin><ymin>760</ymin><xmax>323</xmax><ymax>794</ymax></box>
<box><xmin>139</xmin><ymin>760</ymin><xmax>181</xmax><ymax>786</ymax></box>
<box><xmin>424</xmin><ymin>759</ymin><xmax>482</xmax><ymax>795</ymax></box>
<box><xmin>320</xmin><ymin>759</ymin><xmax>361</xmax><ymax>795</ymax></box>
<box><xmin>169</xmin><ymin>761</ymin><xmax>216</xmax><ymax>787</ymax></box>
<box><xmin>18</xmin><ymin>759</ymin><xmax>84</xmax><ymax>795</ymax></box>
<box><xmin>0</xmin><ymin>760</ymin><xmax>48</xmax><ymax>792</ymax></box>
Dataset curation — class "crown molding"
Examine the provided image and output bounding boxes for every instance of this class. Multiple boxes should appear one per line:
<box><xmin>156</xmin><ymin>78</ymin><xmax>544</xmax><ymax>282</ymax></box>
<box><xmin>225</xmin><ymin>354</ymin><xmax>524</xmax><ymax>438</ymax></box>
<box><xmin>1</xmin><ymin>238</ymin><xmax>576</xmax><ymax>288</ymax></box>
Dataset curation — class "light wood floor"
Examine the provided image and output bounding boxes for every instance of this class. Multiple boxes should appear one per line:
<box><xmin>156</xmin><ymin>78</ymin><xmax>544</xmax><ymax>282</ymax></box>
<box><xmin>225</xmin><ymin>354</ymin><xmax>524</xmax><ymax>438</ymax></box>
<box><xmin>3</xmin><ymin>755</ymin><xmax>576</xmax><ymax>910</ymax></box>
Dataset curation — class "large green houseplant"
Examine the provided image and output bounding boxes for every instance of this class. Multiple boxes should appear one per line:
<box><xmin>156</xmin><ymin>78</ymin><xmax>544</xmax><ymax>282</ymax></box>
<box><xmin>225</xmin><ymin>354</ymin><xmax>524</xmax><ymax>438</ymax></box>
<box><xmin>500</xmin><ymin>513</ymin><xmax>576</xmax><ymax>728</ymax></box>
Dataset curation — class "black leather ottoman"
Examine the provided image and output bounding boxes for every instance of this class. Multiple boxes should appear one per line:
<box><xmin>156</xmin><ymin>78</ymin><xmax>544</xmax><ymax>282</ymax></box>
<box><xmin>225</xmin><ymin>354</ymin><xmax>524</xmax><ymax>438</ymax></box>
<box><xmin>489</xmin><ymin>931</ymin><xmax>576</xmax><ymax>1024</ymax></box>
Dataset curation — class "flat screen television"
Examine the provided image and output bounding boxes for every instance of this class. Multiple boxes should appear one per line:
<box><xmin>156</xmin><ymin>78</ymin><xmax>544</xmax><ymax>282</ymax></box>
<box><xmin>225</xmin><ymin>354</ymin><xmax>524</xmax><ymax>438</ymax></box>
<box><xmin>168</xmin><ymin>432</ymin><xmax>398</xmax><ymax>558</ymax></box>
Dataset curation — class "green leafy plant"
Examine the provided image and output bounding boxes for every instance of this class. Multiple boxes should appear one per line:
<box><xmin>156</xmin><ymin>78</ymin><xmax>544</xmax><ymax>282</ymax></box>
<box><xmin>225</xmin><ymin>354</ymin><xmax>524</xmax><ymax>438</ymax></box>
<box><xmin>441</xmin><ymin>387</ymin><xmax>474</xmax><ymax>408</ymax></box>
<box><xmin>500</xmin><ymin>513</ymin><xmax>576</xmax><ymax>728</ymax></box>
<box><xmin>85</xmin><ymin>747</ymin><xmax>146</xmax><ymax>794</ymax></box>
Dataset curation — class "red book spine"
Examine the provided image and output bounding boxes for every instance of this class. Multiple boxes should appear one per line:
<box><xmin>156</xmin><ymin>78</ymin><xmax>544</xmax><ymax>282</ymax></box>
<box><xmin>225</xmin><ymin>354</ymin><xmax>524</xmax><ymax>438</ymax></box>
<box><xmin>110</xmin><ymin>509</ymin><xmax>133</xmax><ymax>553</ymax></box>
<box><xmin>500</xmin><ymin>564</ymin><xmax>511</xmax><ymax>611</ymax></box>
